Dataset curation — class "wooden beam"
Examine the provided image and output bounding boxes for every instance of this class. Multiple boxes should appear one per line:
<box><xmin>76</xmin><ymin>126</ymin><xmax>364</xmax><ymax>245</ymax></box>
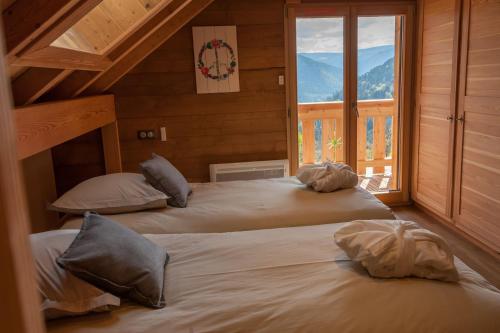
<box><xmin>2</xmin><ymin>0</ymin><xmax>80</xmax><ymax>59</ymax></box>
<box><xmin>21</xmin><ymin>0</ymin><xmax>180</xmax><ymax>103</ymax></box>
<box><xmin>10</xmin><ymin>0</ymin><xmax>103</xmax><ymax>61</ymax></box>
<box><xmin>0</xmin><ymin>16</ymin><xmax>46</xmax><ymax>333</ymax></box>
<box><xmin>48</xmin><ymin>0</ymin><xmax>196</xmax><ymax>99</ymax></box>
<box><xmin>101</xmin><ymin>121</ymin><xmax>123</xmax><ymax>173</ymax></box>
<box><xmin>15</xmin><ymin>95</ymin><xmax>116</xmax><ymax>159</ymax></box>
<box><xmin>11</xmin><ymin>68</ymin><xmax>72</xmax><ymax>106</ymax></box>
<box><xmin>49</xmin><ymin>0</ymin><xmax>215</xmax><ymax>99</ymax></box>
<box><xmin>86</xmin><ymin>0</ymin><xmax>215</xmax><ymax>94</ymax></box>
<box><xmin>13</xmin><ymin>46</ymin><xmax>112</xmax><ymax>71</ymax></box>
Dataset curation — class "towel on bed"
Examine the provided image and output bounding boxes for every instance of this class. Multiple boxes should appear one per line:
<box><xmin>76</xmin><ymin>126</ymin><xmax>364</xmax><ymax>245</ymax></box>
<box><xmin>296</xmin><ymin>162</ymin><xmax>358</xmax><ymax>192</ymax></box>
<box><xmin>334</xmin><ymin>220</ymin><xmax>459</xmax><ymax>282</ymax></box>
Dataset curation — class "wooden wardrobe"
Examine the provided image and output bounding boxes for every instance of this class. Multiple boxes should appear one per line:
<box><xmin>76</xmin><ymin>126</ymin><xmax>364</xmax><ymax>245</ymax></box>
<box><xmin>413</xmin><ymin>0</ymin><xmax>500</xmax><ymax>254</ymax></box>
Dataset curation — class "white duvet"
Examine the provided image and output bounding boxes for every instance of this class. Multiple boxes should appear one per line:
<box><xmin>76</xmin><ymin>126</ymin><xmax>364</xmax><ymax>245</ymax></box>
<box><xmin>47</xmin><ymin>223</ymin><xmax>500</xmax><ymax>333</ymax></box>
<box><xmin>61</xmin><ymin>177</ymin><xmax>394</xmax><ymax>234</ymax></box>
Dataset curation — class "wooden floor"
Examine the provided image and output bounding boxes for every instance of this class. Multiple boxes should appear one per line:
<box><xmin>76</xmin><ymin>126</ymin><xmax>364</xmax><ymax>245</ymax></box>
<box><xmin>393</xmin><ymin>205</ymin><xmax>500</xmax><ymax>289</ymax></box>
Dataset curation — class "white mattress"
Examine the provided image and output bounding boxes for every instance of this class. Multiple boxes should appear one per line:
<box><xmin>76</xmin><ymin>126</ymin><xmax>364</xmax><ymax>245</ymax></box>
<box><xmin>61</xmin><ymin>177</ymin><xmax>394</xmax><ymax>234</ymax></box>
<box><xmin>47</xmin><ymin>223</ymin><xmax>500</xmax><ymax>333</ymax></box>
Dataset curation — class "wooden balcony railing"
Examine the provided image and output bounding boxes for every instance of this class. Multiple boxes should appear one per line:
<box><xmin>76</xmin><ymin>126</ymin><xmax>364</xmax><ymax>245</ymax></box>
<box><xmin>298</xmin><ymin>99</ymin><xmax>398</xmax><ymax>179</ymax></box>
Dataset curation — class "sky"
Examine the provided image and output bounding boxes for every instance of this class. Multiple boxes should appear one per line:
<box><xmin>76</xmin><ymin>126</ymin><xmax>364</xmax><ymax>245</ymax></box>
<box><xmin>296</xmin><ymin>16</ymin><xmax>396</xmax><ymax>53</ymax></box>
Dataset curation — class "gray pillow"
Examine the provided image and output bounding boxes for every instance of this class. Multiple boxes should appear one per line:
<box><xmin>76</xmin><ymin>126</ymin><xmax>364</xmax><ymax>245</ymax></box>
<box><xmin>140</xmin><ymin>153</ymin><xmax>191</xmax><ymax>208</ymax></box>
<box><xmin>57</xmin><ymin>212</ymin><xmax>169</xmax><ymax>308</ymax></box>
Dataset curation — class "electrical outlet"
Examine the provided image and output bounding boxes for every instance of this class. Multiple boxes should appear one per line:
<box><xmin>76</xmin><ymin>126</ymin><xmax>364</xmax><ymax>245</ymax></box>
<box><xmin>137</xmin><ymin>129</ymin><xmax>156</xmax><ymax>140</ymax></box>
<box><xmin>278</xmin><ymin>75</ymin><xmax>285</xmax><ymax>86</ymax></box>
<box><xmin>160</xmin><ymin>127</ymin><xmax>167</xmax><ymax>141</ymax></box>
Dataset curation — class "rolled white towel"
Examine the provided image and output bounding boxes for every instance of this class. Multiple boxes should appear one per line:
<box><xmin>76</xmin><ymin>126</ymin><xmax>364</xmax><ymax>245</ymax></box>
<box><xmin>334</xmin><ymin>220</ymin><xmax>459</xmax><ymax>282</ymax></box>
<box><xmin>296</xmin><ymin>162</ymin><xmax>358</xmax><ymax>192</ymax></box>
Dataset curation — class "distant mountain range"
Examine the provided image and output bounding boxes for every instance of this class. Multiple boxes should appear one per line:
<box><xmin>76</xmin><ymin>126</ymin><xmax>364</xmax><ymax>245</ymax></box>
<box><xmin>297</xmin><ymin>45</ymin><xmax>395</xmax><ymax>103</ymax></box>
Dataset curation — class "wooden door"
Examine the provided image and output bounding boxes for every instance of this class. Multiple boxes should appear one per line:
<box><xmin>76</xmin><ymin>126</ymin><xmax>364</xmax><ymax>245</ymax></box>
<box><xmin>453</xmin><ymin>0</ymin><xmax>500</xmax><ymax>253</ymax></box>
<box><xmin>412</xmin><ymin>0</ymin><xmax>460</xmax><ymax>218</ymax></box>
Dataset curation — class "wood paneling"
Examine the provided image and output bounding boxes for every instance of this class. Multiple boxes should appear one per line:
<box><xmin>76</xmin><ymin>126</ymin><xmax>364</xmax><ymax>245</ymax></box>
<box><xmin>454</xmin><ymin>0</ymin><xmax>500</xmax><ymax>253</ymax></box>
<box><xmin>52</xmin><ymin>129</ymin><xmax>105</xmax><ymax>195</ymax></box>
<box><xmin>21</xmin><ymin>150</ymin><xmax>59</xmax><ymax>232</ymax></box>
<box><xmin>51</xmin><ymin>0</ymin><xmax>164</xmax><ymax>55</ymax></box>
<box><xmin>2</xmin><ymin>0</ymin><xmax>81</xmax><ymax>57</ymax></box>
<box><xmin>51</xmin><ymin>0</ymin><xmax>286</xmax><ymax>186</ymax></box>
<box><xmin>110</xmin><ymin>0</ymin><xmax>287</xmax><ymax>182</ymax></box>
<box><xmin>412</xmin><ymin>0</ymin><xmax>459</xmax><ymax>217</ymax></box>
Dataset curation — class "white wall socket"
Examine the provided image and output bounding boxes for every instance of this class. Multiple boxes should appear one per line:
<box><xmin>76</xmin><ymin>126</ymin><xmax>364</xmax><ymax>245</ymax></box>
<box><xmin>160</xmin><ymin>127</ymin><xmax>167</xmax><ymax>142</ymax></box>
<box><xmin>278</xmin><ymin>75</ymin><xmax>285</xmax><ymax>86</ymax></box>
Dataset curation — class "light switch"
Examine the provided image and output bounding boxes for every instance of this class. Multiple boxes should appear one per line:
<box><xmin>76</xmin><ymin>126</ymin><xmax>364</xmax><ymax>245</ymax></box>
<box><xmin>160</xmin><ymin>127</ymin><xmax>167</xmax><ymax>142</ymax></box>
<box><xmin>278</xmin><ymin>75</ymin><xmax>285</xmax><ymax>86</ymax></box>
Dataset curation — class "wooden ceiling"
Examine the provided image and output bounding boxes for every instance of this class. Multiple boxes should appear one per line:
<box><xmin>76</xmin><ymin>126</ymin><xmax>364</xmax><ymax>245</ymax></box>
<box><xmin>51</xmin><ymin>0</ymin><xmax>163</xmax><ymax>55</ymax></box>
<box><xmin>3</xmin><ymin>0</ymin><xmax>216</xmax><ymax>106</ymax></box>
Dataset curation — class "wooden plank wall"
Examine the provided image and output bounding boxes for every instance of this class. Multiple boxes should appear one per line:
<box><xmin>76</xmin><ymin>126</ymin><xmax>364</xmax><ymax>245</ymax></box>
<box><xmin>52</xmin><ymin>130</ymin><xmax>105</xmax><ymax>195</ymax></box>
<box><xmin>109</xmin><ymin>0</ymin><xmax>287</xmax><ymax>181</ymax></box>
<box><xmin>52</xmin><ymin>0</ymin><xmax>287</xmax><ymax>192</ymax></box>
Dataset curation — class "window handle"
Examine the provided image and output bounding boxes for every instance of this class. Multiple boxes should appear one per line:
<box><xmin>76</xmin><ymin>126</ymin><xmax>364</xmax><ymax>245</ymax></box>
<box><xmin>352</xmin><ymin>102</ymin><xmax>359</xmax><ymax>118</ymax></box>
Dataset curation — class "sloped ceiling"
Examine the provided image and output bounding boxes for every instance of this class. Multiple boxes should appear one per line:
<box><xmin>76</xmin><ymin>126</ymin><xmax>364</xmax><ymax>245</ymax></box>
<box><xmin>3</xmin><ymin>0</ymin><xmax>216</xmax><ymax>106</ymax></box>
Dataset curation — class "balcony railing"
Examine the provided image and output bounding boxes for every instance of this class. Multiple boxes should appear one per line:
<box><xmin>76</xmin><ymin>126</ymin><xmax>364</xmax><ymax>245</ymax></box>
<box><xmin>298</xmin><ymin>99</ymin><xmax>398</xmax><ymax>188</ymax></box>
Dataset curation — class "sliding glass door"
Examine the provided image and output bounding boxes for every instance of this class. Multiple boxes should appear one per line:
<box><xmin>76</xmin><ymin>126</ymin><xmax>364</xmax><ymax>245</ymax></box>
<box><xmin>287</xmin><ymin>3</ymin><xmax>414</xmax><ymax>204</ymax></box>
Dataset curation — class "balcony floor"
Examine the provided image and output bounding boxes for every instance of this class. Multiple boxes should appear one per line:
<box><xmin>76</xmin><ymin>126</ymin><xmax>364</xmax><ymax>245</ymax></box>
<box><xmin>358</xmin><ymin>173</ymin><xmax>394</xmax><ymax>194</ymax></box>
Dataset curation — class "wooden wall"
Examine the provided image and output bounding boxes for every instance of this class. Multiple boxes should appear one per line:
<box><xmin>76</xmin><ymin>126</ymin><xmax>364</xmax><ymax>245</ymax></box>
<box><xmin>52</xmin><ymin>0</ymin><xmax>287</xmax><ymax>188</ymax></box>
<box><xmin>109</xmin><ymin>0</ymin><xmax>287</xmax><ymax>182</ymax></box>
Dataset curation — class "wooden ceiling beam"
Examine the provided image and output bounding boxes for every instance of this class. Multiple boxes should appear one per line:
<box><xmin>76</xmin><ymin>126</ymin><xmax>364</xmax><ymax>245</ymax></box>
<box><xmin>18</xmin><ymin>0</ymin><xmax>103</xmax><ymax>56</ymax></box>
<box><xmin>2</xmin><ymin>0</ymin><xmax>80</xmax><ymax>59</ymax></box>
<box><xmin>85</xmin><ymin>0</ymin><xmax>216</xmax><ymax>94</ymax></box>
<box><xmin>13</xmin><ymin>46</ymin><xmax>112</xmax><ymax>71</ymax></box>
<box><xmin>48</xmin><ymin>0</ymin><xmax>215</xmax><ymax>100</ymax></box>
<box><xmin>11</xmin><ymin>68</ymin><xmax>72</xmax><ymax>106</ymax></box>
<box><xmin>29</xmin><ymin>0</ymin><xmax>183</xmax><ymax>102</ymax></box>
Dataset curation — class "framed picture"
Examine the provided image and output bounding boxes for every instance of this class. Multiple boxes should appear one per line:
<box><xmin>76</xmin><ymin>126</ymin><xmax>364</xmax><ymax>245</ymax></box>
<box><xmin>192</xmin><ymin>26</ymin><xmax>240</xmax><ymax>94</ymax></box>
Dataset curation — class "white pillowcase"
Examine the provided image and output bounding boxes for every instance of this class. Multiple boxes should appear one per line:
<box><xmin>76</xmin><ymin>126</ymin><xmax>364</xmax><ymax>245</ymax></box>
<box><xmin>50</xmin><ymin>173</ymin><xmax>168</xmax><ymax>214</ymax></box>
<box><xmin>334</xmin><ymin>220</ymin><xmax>459</xmax><ymax>282</ymax></box>
<box><xmin>31</xmin><ymin>230</ymin><xmax>120</xmax><ymax>319</ymax></box>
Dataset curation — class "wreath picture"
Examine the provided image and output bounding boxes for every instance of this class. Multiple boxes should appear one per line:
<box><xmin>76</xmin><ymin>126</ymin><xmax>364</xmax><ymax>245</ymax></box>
<box><xmin>197</xmin><ymin>38</ymin><xmax>238</xmax><ymax>81</ymax></box>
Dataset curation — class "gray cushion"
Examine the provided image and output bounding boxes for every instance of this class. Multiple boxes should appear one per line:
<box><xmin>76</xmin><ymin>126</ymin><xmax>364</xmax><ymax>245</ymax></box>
<box><xmin>57</xmin><ymin>212</ymin><xmax>169</xmax><ymax>308</ymax></box>
<box><xmin>140</xmin><ymin>153</ymin><xmax>191</xmax><ymax>208</ymax></box>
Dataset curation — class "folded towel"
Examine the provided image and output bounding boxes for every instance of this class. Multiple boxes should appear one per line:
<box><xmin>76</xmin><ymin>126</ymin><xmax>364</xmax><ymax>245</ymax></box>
<box><xmin>296</xmin><ymin>162</ymin><xmax>358</xmax><ymax>192</ymax></box>
<box><xmin>334</xmin><ymin>220</ymin><xmax>459</xmax><ymax>282</ymax></box>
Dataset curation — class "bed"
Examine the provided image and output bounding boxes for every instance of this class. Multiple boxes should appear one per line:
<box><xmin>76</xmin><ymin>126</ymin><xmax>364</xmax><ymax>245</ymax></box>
<box><xmin>60</xmin><ymin>177</ymin><xmax>394</xmax><ymax>234</ymax></box>
<box><xmin>47</xmin><ymin>222</ymin><xmax>500</xmax><ymax>333</ymax></box>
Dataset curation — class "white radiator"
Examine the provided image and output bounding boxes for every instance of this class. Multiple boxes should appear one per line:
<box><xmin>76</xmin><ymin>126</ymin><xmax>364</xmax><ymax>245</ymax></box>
<box><xmin>209</xmin><ymin>160</ymin><xmax>289</xmax><ymax>182</ymax></box>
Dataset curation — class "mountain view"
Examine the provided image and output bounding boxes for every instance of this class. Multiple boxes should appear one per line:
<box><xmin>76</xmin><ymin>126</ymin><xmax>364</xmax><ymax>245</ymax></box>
<box><xmin>297</xmin><ymin>45</ymin><xmax>395</xmax><ymax>103</ymax></box>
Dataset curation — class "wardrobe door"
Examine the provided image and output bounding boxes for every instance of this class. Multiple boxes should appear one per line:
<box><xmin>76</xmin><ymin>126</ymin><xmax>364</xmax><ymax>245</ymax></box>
<box><xmin>453</xmin><ymin>0</ymin><xmax>500</xmax><ymax>253</ymax></box>
<box><xmin>412</xmin><ymin>0</ymin><xmax>459</xmax><ymax>217</ymax></box>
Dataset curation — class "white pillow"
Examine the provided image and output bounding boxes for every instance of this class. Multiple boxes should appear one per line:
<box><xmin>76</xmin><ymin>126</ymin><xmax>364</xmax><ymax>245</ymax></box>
<box><xmin>31</xmin><ymin>230</ymin><xmax>120</xmax><ymax>319</ymax></box>
<box><xmin>50</xmin><ymin>173</ymin><xmax>168</xmax><ymax>214</ymax></box>
<box><xmin>334</xmin><ymin>220</ymin><xmax>459</xmax><ymax>282</ymax></box>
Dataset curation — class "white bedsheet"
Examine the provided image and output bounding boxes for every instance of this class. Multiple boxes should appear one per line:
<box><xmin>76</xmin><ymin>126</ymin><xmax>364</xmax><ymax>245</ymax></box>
<box><xmin>61</xmin><ymin>177</ymin><xmax>394</xmax><ymax>234</ymax></box>
<box><xmin>47</xmin><ymin>223</ymin><xmax>500</xmax><ymax>333</ymax></box>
